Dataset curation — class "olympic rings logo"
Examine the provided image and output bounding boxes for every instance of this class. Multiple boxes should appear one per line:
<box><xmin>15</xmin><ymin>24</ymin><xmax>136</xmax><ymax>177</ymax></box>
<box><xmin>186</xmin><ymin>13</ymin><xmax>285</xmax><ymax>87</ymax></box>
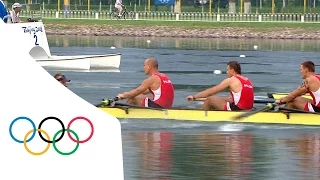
<box><xmin>9</xmin><ymin>116</ymin><xmax>94</xmax><ymax>156</ymax></box>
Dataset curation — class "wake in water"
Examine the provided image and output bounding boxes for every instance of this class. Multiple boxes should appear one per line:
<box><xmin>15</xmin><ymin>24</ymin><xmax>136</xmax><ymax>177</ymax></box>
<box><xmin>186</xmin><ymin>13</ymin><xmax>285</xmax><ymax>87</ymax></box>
<box><xmin>120</xmin><ymin>118</ymin><xmax>320</xmax><ymax>134</ymax></box>
<box><xmin>217</xmin><ymin>123</ymin><xmax>248</xmax><ymax>132</ymax></box>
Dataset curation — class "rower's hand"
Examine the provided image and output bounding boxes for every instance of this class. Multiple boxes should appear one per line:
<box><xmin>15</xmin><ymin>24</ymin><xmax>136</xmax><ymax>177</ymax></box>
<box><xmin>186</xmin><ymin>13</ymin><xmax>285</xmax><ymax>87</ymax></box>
<box><xmin>187</xmin><ymin>95</ymin><xmax>195</xmax><ymax>102</ymax></box>
<box><xmin>275</xmin><ymin>99</ymin><xmax>283</xmax><ymax>105</ymax></box>
<box><xmin>117</xmin><ymin>93</ymin><xmax>125</xmax><ymax>100</ymax></box>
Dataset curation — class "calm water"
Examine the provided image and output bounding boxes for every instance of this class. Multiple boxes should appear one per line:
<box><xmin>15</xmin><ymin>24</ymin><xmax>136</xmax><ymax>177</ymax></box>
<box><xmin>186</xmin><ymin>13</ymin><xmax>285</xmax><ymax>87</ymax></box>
<box><xmin>47</xmin><ymin>35</ymin><xmax>320</xmax><ymax>179</ymax></box>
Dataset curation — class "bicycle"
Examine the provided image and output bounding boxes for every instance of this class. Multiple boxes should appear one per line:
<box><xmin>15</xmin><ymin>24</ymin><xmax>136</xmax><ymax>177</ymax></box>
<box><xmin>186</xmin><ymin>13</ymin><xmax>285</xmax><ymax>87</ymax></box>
<box><xmin>110</xmin><ymin>6</ymin><xmax>129</xmax><ymax>20</ymax></box>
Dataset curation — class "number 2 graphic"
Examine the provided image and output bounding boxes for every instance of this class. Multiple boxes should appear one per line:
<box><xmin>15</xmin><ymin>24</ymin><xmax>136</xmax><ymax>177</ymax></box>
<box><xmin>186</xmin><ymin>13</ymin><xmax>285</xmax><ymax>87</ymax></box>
<box><xmin>34</xmin><ymin>34</ymin><xmax>39</xmax><ymax>45</ymax></box>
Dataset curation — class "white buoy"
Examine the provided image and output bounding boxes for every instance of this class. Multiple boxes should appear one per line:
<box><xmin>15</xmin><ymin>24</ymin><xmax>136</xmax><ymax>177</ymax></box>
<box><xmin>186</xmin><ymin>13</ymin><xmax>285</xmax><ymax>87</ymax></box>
<box><xmin>239</xmin><ymin>55</ymin><xmax>246</xmax><ymax>58</ymax></box>
<box><xmin>253</xmin><ymin>45</ymin><xmax>258</xmax><ymax>50</ymax></box>
<box><xmin>110</xmin><ymin>46</ymin><xmax>116</xmax><ymax>49</ymax></box>
<box><xmin>213</xmin><ymin>70</ymin><xmax>222</xmax><ymax>74</ymax></box>
<box><xmin>147</xmin><ymin>40</ymin><xmax>151</xmax><ymax>43</ymax></box>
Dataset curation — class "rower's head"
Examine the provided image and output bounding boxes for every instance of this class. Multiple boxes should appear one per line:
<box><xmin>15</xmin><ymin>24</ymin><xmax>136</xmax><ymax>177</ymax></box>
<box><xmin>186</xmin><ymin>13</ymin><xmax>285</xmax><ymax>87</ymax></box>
<box><xmin>300</xmin><ymin>61</ymin><xmax>315</xmax><ymax>78</ymax></box>
<box><xmin>54</xmin><ymin>73</ymin><xmax>71</xmax><ymax>87</ymax></box>
<box><xmin>12</xmin><ymin>3</ymin><xmax>22</xmax><ymax>13</ymax></box>
<box><xmin>227</xmin><ymin>61</ymin><xmax>241</xmax><ymax>77</ymax></box>
<box><xmin>144</xmin><ymin>57</ymin><xmax>159</xmax><ymax>75</ymax></box>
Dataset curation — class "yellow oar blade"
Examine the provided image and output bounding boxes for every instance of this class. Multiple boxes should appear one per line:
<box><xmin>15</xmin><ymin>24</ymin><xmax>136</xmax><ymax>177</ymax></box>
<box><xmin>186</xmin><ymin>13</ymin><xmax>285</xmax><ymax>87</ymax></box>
<box><xmin>267</xmin><ymin>93</ymin><xmax>312</xmax><ymax>100</ymax></box>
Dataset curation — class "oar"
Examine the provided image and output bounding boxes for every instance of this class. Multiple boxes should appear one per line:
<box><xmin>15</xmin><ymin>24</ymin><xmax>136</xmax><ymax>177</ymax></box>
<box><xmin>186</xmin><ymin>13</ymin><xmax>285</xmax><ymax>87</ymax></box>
<box><xmin>278</xmin><ymin>106</ymin><xmax>320</xmax><ymax>115</ymax></box>
<box><xmin>113</xmin><ymin>102</ymin><xmax>165</xmax><ymax>111</ymax></box>
<box><xmin>232</xmin><ymin>103</ymin><xmax>277</xmax><ymax>120</ymax></box>
<box><xmin>254</xmin><ymin>99</ymin><xmax>276</xmax><ymax>104</ymax></box>
<box><xmin>96</xmin><ymin>97</ymin><xmax>165</xmax><ymax>111</ymax></box>
<box><xmin>194</xmin><ymin>98</ymin><xmax>275</xmax><ymax>104</ymax></box>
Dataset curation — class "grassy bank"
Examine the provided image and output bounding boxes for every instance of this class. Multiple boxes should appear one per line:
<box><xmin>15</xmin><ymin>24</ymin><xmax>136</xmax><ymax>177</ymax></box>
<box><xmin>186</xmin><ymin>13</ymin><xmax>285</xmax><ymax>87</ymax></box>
<box><xmin>41</xmin><ymin>19</ymin><xmax>320</xmax><ymax>30</ymax></box>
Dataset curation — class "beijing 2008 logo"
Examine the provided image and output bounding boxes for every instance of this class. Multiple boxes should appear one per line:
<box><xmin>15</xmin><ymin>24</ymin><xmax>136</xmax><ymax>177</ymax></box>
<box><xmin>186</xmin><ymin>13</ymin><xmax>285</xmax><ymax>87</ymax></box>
<box><xmin>9</xmin><ymin>116</ymin><xmax>94</xmax><ymax>156</ymax></box>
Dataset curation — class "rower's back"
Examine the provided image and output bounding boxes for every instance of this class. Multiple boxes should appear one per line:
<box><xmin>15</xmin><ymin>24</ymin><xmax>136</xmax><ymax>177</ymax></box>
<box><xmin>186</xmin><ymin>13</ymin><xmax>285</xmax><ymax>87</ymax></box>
<box><xmin>301</xmin><ymin>61</ymin><xmax>320</xmax><ymax>107</ymax></box>
<box><xmin>230</xmin><ymin>75</ymin><xmax>254</xmax><ymax>110</ymax></box>
<box><xmin>308</xmin><ymin>74</ymin><xmax>320</xmax><ymax>107</ymax></box>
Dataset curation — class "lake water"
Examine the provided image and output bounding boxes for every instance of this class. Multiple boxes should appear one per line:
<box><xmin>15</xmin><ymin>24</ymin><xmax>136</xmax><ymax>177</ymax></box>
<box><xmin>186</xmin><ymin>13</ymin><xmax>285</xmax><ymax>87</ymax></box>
<box><xmin>47</xmin><ymin>35</ymin><xmax>320</xmax><ymax>180</ymax></box>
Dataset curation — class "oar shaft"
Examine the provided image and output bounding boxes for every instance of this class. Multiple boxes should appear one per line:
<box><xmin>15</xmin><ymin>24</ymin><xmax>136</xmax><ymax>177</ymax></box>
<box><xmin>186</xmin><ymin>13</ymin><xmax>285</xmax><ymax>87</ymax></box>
<box><xmin>114</xmin><ymin>102</ymin><xmax>164</xmax><ymax>111</ymax></box>
<box><xmin>194</xmin><ymin>98</ymin><xmax>275</xmax><ymax>104</ymax></box>
<box><xmin>95</xmin><ymin>102</ymin><xmax>105</xmax><ymax>107</ymax></box>
<box><xmin>97</xmin><ymin>97</ymin><xmax>165</xmax><ymax>111</ymax></box>
<box><xmin>278</xmin><ymin>107</ymin><xmax>320</xmax><ymax>115</ymax></box>
<box><xmin>254</xmin><ymin>99</ymin><xmax>275</xmax><ymax>104</ymax></box>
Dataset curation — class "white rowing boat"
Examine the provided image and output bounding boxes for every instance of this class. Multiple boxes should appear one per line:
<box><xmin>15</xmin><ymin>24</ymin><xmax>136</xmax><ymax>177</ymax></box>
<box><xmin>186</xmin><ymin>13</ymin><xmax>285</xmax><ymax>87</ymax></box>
<box><xmin>30</xmin><ymin>46</ymin><xmax>121</xmax><ymax>70</ymax></box>
<box><xmin>35</xmin><ymin>54</ymin><xmax>121</xmax><ymax>70</ymax></box>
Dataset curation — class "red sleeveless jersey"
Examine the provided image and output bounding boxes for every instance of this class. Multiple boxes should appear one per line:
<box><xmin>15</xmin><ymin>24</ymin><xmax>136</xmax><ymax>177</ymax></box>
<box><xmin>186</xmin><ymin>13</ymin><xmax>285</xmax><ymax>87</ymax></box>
<box><xmin>149</xmin><ymin>73</ymin><xmax>174</xmax><ymax>108</ymax></box>
<box><xmin>230</xmin><ymin>76</ymin><xmax>254</xmax><ymax>110</ymax></box>
<box><xmin>308</xmin><ymin>74</ymin><xmax>320</xmax><ymax>107</ymax></box>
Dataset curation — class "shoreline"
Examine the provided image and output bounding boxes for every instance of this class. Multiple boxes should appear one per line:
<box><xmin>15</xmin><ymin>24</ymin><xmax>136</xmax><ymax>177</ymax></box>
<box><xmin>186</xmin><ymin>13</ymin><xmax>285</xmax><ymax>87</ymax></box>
<box><xmin>43</xmin><ymin>24</ymin><xmax>320</xmax><ymax>39</ymax></box>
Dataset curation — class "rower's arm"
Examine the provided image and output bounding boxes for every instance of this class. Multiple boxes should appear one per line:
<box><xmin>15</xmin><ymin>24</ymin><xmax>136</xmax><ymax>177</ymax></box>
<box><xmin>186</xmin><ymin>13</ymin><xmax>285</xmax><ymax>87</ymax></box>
<box><xmin>193</xmin><ymin>78</ymin><xmax>230</xmax><ymax>99</ymax></box>
<box><xmin>142</xmin><ymin>89</ymin><xmax>150</xmax><ymax>95</ymax></box>
<box><xmin>119</xmin><ymin>78</ymin><xmax>152</xmax><ymax>99</ymax></box>
<box><xmin>280</xmin><ymin>79</ymin><xmax>309</xmax><ymax>103</ymax></box>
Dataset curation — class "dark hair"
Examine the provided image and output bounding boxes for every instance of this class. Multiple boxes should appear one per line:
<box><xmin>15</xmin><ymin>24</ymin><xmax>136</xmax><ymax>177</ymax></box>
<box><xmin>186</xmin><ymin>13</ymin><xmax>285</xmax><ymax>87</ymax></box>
<box><xmin>54</xmin><ymin>73</ymin><xmax>63</xmax><ymax>79</ymax></box>
<box><xmin>301</xmin><ymin>61</ymin><xmax>315</xmax><ymax>72</ymax></box>
<box><xmin>227</xmin><ymin>61</ymin><xmax>241</xmax><ymax>74</ymax></box>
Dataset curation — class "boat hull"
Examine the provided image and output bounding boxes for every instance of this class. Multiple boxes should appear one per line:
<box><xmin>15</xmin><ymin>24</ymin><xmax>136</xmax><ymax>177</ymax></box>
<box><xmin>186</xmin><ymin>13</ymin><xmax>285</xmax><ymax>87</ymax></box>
<box><xmin>36</xmin><ymin>53</ymin><xmax>121</xmax><ymax>70</ymax></box>
<box><xmin>89</xmin><ymin>54</ymin><xmax>121</xmax><ymax>69</ymax></box>
<box><xmin>37</xmin><ymin>58</ymin><xmax>91</xmax><ymax>70</ymax></box>
<box><xmin>98</xmin><ymin>107</ymin><xmax>320</xmax><ymax>126</ymax></box>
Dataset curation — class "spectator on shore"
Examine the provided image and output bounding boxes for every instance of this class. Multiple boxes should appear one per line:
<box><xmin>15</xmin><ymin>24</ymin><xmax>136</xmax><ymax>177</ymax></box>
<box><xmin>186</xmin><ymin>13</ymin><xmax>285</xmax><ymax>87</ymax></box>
<box><xmin>7</xmin><ymin>2</ymin><xmax>22</xmax><ymax>23</ymax></box>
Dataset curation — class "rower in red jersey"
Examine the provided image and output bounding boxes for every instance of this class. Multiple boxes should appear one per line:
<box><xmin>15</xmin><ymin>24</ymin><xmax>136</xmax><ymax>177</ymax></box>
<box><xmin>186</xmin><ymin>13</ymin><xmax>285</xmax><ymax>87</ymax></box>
<box><xmin>276</xmin><ymin>61</ymin><xmax>320</xmax><ymax>113</ymax></box>
<box><xmin>118</xmin><ymin>57</ymin><xmax>175</xmax><ymax>109</ymax></box>
<box><xmin>187</xmin><ymin>61</ymin><xmax>254</xmax><ymax>111</ymax></box>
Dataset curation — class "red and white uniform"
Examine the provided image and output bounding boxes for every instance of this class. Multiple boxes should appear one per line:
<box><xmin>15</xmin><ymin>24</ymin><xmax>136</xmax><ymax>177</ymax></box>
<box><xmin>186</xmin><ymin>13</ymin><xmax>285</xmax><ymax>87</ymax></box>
<box><xmin>225</xmin><ymin>76</ymin><xmax>254</xmax><ymax>111</ymax></box>
<box><xmin>305</xmin><ymin>74</ymin><xmax>320</xmax><ymax>112</ymax></box>
<box><xmin>142</xmin><ymin>73</ymin><xmax>174</xmax><ymax>109</ymax></box>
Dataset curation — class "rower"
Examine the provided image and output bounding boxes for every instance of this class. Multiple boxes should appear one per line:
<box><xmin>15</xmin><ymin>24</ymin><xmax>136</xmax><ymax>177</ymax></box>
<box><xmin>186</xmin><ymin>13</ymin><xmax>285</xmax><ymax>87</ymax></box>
<box><xmin>187</xmin><ymin>61</ymin><xmax>254</xmax><ymax>111</ymax></box>
<box><xmin>117</xmin><ymin>57</ymin><xmax>175</xmax><ymax>109</ymax></box>
<box><xmin>276</xmin><ymin>61</ymin><xmax>320</xmax><ymax>113</ymax></box>
<box><xmin>54</xmin><ymin>73</ymin><xmax>71</xmax><ymax>87</ymax></box>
